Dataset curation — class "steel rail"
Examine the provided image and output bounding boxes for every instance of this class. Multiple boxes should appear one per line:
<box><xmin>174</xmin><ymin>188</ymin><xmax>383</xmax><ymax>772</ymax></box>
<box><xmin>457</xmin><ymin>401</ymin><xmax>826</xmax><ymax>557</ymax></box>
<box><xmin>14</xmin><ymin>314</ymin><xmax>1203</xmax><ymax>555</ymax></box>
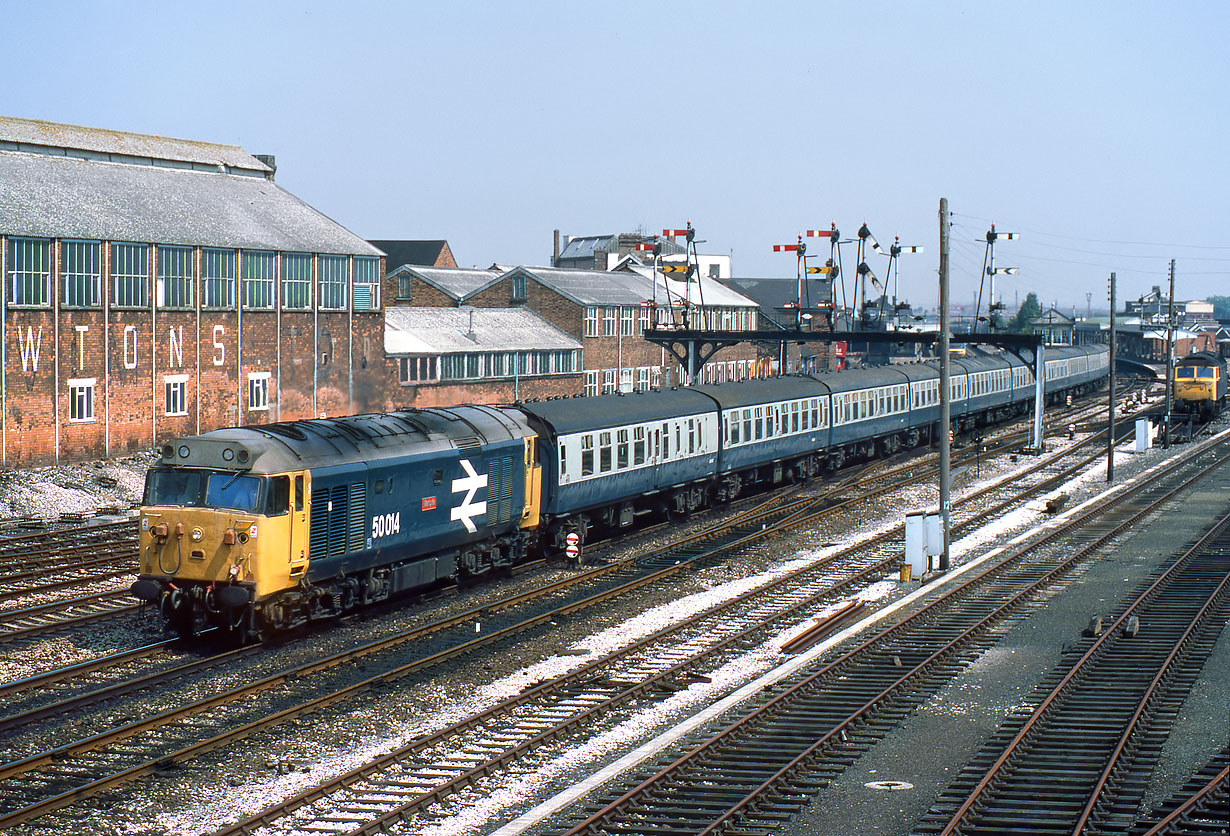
<box><xmin>933</xmin><ymin>512</ymin><xmax>1230</xmax><ymax>836</ymax></box>
<box><xmin>561</xmin><ymin>441</ymin><xmax>1229</xmax><ymax>835</ymax></box>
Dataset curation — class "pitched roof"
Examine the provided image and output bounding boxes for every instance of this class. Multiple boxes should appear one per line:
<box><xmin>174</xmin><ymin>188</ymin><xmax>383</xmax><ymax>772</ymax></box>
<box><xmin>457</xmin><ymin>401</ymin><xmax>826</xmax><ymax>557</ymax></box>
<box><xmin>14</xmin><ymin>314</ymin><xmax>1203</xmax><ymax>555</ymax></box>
<box><xmin>499</xmin><ymin>266</ymin><xmax>658</xmax><ymax>306</ymax></box>
<box><xmin>368</xmin><ymin>240</ymin><xmax>453</xmax><ymax>270</ymax></box>
<box><xmin>0</xmin><ymin>117</ymin><xmax>378</xmax><ymax>256</ymax></box>
<box><xmin>0</xmin><ymin>115</ymin><xmax>271</xmax><ymax>174</ymax></box>
<box><xmin>385</xmin><ymin>307</ymin><xmax>582</xmax><ymax>355</ymax></box>
<box><xmin>389</xmin><ymin>265</ymin><xmax>501</xmax><ymax>300</ymax></box>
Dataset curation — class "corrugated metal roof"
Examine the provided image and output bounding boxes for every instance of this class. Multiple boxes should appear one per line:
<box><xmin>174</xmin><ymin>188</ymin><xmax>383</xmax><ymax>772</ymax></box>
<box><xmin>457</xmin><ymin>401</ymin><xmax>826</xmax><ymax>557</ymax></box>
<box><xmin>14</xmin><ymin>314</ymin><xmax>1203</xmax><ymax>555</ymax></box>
<box><xmin>385</xmin><ymin>307</ymin><xmax>582</xmax><ymax>355</ymax></box>
<box><xmin>391</xmin><ymin>266</ymin><xmax>501</xmax><ymax>299</ymax></box>
<box><xmin>0</xmin><ymin>116</ymin><xmax>270</xmax><ymax>173</ymax></box>
<box><xmin>506</xmin><ymin>266</ymin><xmax>657</xmax><ymax>306</ymax></box>
<box><xmin>0</xmin><ymin>149</ymin><xmax>380</xmax><ymax>256</ymax></box>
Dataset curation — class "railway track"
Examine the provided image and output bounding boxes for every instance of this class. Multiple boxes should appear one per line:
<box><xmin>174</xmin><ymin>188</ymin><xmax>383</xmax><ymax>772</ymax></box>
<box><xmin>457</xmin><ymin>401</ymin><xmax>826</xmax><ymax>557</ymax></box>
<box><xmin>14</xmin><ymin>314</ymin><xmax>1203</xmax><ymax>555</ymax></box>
<box><xmin>554</xmin><ymin>433</ymin><xmax>1229</xmax><ymax>835</ymax></box>
<box><xmin>0</xmin><ymin>389</ymin><xmax>1164</xmax><ymax>832</ymax></box>
<box><xmin>1130</xmin><ymin>750</ymin><xmax>1229</xmax><ymax>836</ymax></box>
<box><xmin>918</xmin><ymin>511</ymin><xmax>1230</xmax><ymax>835</ymax></box>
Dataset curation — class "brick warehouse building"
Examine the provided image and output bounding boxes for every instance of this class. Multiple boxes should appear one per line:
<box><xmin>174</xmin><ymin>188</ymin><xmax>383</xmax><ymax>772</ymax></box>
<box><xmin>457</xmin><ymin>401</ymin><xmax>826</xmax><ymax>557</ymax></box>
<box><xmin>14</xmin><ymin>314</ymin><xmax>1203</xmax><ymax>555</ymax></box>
<box><xmin>0</xmin><ymin>116</ymin><xmax>385</xmax><ymax>465</ymax></box>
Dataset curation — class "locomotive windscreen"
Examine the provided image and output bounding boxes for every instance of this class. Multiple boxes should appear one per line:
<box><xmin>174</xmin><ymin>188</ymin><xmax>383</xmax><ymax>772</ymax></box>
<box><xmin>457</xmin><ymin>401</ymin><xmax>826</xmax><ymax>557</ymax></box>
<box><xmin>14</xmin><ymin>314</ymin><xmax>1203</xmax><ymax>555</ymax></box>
<box><xmin>144</xmin><ymin>468</ymin><xmax>269</xmax><ymax>513</ymax></box>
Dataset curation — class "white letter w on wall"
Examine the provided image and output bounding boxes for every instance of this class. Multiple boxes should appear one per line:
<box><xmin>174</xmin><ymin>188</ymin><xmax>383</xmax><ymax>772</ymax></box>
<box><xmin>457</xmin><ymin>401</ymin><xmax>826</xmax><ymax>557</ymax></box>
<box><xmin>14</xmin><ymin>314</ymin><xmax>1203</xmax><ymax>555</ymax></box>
<box><xmin>19</xmin><ymin>326</ymin><xmax>42</xmax><ymax>372</ymax></box>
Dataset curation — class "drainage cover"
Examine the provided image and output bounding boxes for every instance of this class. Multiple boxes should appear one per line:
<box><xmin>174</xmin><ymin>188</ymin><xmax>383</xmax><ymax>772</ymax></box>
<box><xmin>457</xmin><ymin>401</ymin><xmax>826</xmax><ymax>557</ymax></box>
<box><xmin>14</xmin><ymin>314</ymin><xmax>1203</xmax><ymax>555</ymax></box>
<box><xmin>864</xmin><ymin>780</ymin><xmax>914</xmax><ymax>791</ymax></box>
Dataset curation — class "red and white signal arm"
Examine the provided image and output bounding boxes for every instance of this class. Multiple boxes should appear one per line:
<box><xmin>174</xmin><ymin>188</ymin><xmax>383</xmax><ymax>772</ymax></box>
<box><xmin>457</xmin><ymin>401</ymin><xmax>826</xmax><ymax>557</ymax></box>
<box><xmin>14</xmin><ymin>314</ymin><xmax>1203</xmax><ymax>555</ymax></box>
<box><xmin>834</xmin><ymin>341</ymin><xmax>847</xmax><ymax>358</ymax></box>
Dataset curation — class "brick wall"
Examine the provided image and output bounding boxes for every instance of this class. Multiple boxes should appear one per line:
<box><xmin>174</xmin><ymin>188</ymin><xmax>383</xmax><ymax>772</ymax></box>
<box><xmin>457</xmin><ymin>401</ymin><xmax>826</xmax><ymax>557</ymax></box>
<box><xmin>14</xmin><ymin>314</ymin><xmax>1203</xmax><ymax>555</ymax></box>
<box><xmin>1</xmin><ymin>246</ymin><xmax>390</xmax><ymax>464</ymax></box>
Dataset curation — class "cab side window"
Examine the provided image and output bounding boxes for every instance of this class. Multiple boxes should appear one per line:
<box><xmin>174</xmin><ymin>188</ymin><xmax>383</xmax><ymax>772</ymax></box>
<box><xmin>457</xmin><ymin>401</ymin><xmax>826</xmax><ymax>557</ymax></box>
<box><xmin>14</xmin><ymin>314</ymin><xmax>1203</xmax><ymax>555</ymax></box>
<box><xmin>266</xmin><ymin>475</ymin><xmax>290</xmax><ymax>516</ymax></box>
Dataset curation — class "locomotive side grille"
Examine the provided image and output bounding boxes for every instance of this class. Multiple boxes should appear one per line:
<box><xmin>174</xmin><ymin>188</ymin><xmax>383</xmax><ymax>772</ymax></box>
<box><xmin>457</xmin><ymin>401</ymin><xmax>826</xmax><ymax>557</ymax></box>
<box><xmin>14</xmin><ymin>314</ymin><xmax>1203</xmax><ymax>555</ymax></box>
<box><xmin>486</xmin><ymin>455</ymin><xmax>514</xmax><ymax>526</ymax></box>
<box><xmin>454</xmin><ymin>436</ymin><xmax>482</xmax><ymax>452</ymax></box>
<box><xmin>309</xmin><ymin>490</ymin><xmax>329</xmax><ymax>562</ymax></box>
<box><xmin>328</xmin><ymin>484</ymin><xmax>349</xmax><ymax>557</ymax></box>
<box><xmin>348</xmin><ymin>482</ymin><xmax>366</xmax><ymax>552</ymax></box>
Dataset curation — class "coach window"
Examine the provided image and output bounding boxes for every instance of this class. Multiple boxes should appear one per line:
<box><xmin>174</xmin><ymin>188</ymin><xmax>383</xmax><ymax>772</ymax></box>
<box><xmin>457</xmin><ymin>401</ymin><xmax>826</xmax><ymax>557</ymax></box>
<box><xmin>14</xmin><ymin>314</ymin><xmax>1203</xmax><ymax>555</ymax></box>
<box><xmin>581</xmin><ymin>435</ymin><xmax>594</xmax><ymax>476</ymax></box>
<box><xmin>634</xmin><ymin>426</ymin><xmax>646</xmax><ymax>464</ymax></box>
<box><xmin>662</xmin><ymin>424</ymin><xmax>670</xmax><ymax>459</ymax></box>
<box><xmin>687</xmin><ymin>420</ymin><xmax>696</xmax><ymax>454</ymax></box>
<box><xmin>559</xmin><ymin>442</ymin><xmax>568</xmax><ymax>478</ymax></box>
<box><xmin>599</xmin><ymin>432</ymin><xmax>612</xmax><ymax>472</ymax></box>
<box><xmin>742</xmin><ymin>409</ymin><xmax>751</xmax><ymax>441</ymax></box>
<box><xmin>754</xmin><ymin>407</ymin><xmax>764</xmax><ymax>440</ymax></box>
<box><xmin>729</xmin><ymin>413</ymin><xmax>740</xmax><ymax>444</ymax></box>
<box><xmin>675</xmin><ymin>424</ymin><xmax>682</xmax><ymax>455</ymax></box>
<box><xmin>617</xmin><ymin>429</ymin><xmax>630</xmax><ymax>468</ymax></box>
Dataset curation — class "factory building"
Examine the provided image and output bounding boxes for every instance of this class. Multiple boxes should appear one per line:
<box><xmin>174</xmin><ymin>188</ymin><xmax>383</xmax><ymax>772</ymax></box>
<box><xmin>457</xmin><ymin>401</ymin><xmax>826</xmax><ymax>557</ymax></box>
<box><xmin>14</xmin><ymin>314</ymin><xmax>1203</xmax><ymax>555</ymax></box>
<box><xmin>0</xmin><ymin>116</ymin><xmax>385</xmax><ymax>465</ymax></box>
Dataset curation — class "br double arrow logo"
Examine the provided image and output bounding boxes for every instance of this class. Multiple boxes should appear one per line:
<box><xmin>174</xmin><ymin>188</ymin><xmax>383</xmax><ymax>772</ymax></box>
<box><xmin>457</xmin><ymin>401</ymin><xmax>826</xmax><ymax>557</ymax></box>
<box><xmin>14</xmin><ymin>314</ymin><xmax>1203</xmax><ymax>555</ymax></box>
<box><xmin>451</xmin><ymin>459</ymin><xmax>488</xmax><ymax>533</ymax></box>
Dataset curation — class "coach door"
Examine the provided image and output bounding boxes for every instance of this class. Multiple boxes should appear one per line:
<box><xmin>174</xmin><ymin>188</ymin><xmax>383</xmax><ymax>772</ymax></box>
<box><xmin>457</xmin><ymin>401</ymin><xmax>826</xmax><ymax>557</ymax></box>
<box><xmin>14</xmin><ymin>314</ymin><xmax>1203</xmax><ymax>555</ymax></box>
<box><xmin>290</xmin><ymin>471</ymin><xmax>309</xmax><ymax>577</ymax></box>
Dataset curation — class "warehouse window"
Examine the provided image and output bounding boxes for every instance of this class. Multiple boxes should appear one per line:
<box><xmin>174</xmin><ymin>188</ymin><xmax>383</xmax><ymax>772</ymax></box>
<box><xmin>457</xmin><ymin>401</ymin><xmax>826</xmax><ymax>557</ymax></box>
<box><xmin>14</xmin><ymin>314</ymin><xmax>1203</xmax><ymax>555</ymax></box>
<box><xmin>68</xmin><ymin>378</ymin><xmax>96</xmax><ymax>422</ymax></box>
<box><xmin>353</xmin><ymin>256</ymin><xmax>380</xmax><ymax>310</ymax></box>
<box><xmin>8</xmin><ymin>237</ymin><xmax>51</xmax><ymax>307</ymax></box>
<box><xmin>602</xmin><ymin>307</ymin><xmax>617</xmax><ymax>337</ymax></box>
<box><xmin>248</xmin><ymin>372</ymin><xmax>270</xmax><ymax>411</ymax></box>
<box><xmin>318</xmin><ymin>254</ymin><xmax>347</xmax><ymax>310</ymax></box>
<box><xmin>157</xmin><ymin>245</ymin><xmax>194</xmax><ymax>308</ymax></box>
<box><xmin>61</xmin><ymin>240</ymin><xmax>101</xmax><ymax>308</ymax></box>
<box><xmin>511</xmin><ymin>274</ymin><xmax>527</xmax><ymax>303</ymax></box>
<box><xmin>202</xmin><ymin>248</ymin><xmax>236</xmax><ymax>309</ymax></box>
<box><xmin>111</xmin><ymin>242</ymin><xmax>149</xmax><ymax>307</ymax></box>
<box><xmin>164</xmin><ymin>374</ymin><xmax>188</xmax><ymax>416</ymax></box>
<box><xmin>243</xmin><ymin>251</ymin><xmax>275</xmax><ymax>310</ymax></box>
<box><xmin>584</xmin><ymin>370</ymin><xmax>599</xmax><ymax>397</ymax></box>
<box><xmin>399</xmin><ymin>356</ymin><xmax>436</xmax><ymax>384</ymax></box>
<box><xmin>583</xmin><ymin>307</ymin><xmax>599</xmax><ymax>337</ymax></box>
<box><xmin>282</xmin><ymin>252</ymin><xmax>312</xmax><ymax>309</ymax></box>
<box><xmin>620</xmin><ymin>307</ymin><xmax>635</xmax><ymax>336</ymax></box>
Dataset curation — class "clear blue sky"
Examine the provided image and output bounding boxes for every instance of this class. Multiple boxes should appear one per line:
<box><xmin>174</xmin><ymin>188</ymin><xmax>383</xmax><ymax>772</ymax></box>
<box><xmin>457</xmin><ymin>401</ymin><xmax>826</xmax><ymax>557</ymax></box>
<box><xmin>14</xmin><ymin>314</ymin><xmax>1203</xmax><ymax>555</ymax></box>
<box><xmin>2</xmin><ymin>0</ymin><xmax>1227</xmax><ymax>314</ymax></box>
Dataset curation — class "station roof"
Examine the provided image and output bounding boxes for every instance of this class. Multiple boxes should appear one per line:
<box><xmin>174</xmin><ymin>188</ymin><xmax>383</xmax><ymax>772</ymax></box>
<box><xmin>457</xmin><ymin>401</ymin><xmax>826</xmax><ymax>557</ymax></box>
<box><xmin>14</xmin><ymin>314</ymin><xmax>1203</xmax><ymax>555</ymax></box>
<box><xmin>0</xmin><ymin>116</ymin><xmax>380</xmax><ymax>256</ymax></box>
<box><xmin>384</xmin><ymin>307</ymin><xmax>582</xmax><ymax>356</ymax></box>
<box><xmin>389</xmin><ymin>265</ymin><xmax>501</xmax><ymax>300</ymax></box>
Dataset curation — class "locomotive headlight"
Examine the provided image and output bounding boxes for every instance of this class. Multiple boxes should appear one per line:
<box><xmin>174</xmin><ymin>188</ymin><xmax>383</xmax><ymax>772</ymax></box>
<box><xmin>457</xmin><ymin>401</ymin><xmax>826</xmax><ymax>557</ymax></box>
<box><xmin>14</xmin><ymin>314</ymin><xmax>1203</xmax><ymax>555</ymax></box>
<box><xmin>191</xmin><ymin>527</ymin><xmax>204</xmax><ymax>541</ymax></box>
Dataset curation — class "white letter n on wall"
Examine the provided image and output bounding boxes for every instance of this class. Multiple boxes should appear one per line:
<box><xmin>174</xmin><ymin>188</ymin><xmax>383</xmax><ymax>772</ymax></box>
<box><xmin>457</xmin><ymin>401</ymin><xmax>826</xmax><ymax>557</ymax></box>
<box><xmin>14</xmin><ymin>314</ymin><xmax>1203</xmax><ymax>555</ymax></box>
<box><xmin>168</xmin><ymin>326</ymin><xmax>183</xmax><ymax>368</ymax></box>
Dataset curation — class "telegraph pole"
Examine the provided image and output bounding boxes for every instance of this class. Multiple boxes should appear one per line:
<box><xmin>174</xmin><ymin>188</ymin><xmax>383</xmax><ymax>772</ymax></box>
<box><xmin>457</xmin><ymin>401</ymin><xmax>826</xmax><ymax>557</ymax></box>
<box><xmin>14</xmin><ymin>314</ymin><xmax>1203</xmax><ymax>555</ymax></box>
<box><xmin>938</xmin><ymin>198</ymin><xmax>951</xmax><ymax>572</ymax></box>
<box><xmin>1108</xmin><ymin>273</ymin><xmax>1116</xmax><ymax>482</ymax></box>
<box><xmin>1163</xmin><ymin>258</ymin><xmax>1175</xmax><ymax>448</ymax></box>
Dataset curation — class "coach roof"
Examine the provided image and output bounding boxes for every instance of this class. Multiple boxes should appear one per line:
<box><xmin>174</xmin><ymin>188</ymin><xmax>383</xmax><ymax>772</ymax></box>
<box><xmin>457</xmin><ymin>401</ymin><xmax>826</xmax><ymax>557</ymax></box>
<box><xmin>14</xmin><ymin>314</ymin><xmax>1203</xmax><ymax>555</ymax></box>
<box><xmin>518</xmin><ymin>388</ymin><xmax>716</xmax><ymax>436</ymax></box>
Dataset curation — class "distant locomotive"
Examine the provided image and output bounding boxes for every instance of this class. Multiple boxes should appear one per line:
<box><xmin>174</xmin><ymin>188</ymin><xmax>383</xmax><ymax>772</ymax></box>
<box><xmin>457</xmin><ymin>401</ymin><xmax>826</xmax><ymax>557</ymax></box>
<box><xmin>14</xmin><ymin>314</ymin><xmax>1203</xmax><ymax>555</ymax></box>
<box><xmin>1173</xmin><ymin>352</ymin><xmax>1227</xmax><ymax>420</ymax></box>
<box><xmin>132</xmin><ymin>344</ymin><xmax>1107</xmax><ymax>641</ymax></box>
